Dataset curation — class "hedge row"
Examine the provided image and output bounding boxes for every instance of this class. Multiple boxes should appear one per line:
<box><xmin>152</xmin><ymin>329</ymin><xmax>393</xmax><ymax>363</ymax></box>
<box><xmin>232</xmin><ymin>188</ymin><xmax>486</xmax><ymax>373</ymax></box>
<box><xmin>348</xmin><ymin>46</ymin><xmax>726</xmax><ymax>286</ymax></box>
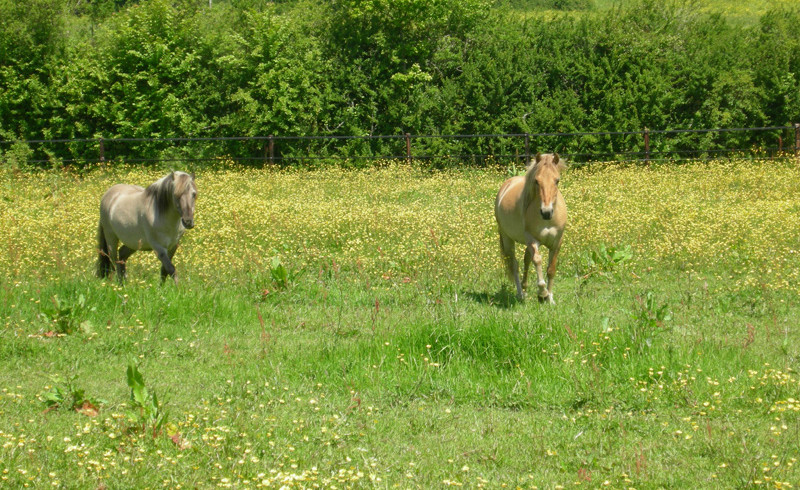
<box><xmin>1</xmin><ymin>0</ymin><xmax>799</xmax><ymax>166</ymax></box>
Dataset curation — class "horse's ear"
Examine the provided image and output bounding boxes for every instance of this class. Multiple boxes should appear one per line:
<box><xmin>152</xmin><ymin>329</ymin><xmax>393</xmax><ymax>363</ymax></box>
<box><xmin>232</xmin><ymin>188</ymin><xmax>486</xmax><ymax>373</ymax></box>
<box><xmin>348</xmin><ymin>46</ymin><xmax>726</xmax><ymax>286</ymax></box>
<box><xmin>553</xmin><ymin>153</ymin><xmax>560</xmax><ymax>164</ymax></box>
<box><xmin>534</xmin><ymin>152</ymin><xmax>542</xmax><ymax>163</ymax></box>
<box><xmin>191</xmin><ymin>172</ymin><xmax>196</xmax><ymax>180</ymax></box>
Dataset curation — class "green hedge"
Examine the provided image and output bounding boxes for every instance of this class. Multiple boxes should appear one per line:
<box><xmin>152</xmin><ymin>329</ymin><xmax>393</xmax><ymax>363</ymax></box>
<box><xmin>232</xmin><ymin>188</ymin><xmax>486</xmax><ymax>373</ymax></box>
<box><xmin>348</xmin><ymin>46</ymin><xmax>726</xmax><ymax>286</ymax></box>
<box><xmin>1</xmin><ymin>0</ymin><xmax>798</xmax><ymax>166</ymax></box>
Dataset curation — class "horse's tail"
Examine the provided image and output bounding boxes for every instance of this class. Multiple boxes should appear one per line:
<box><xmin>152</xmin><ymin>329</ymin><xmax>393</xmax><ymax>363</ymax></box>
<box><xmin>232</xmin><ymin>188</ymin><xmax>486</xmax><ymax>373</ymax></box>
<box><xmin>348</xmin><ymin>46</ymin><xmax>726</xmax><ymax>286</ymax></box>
<box><xmin>96</xmin><ymin>222</ymin><xmax>112</xmax><ymax>278</ymax></box>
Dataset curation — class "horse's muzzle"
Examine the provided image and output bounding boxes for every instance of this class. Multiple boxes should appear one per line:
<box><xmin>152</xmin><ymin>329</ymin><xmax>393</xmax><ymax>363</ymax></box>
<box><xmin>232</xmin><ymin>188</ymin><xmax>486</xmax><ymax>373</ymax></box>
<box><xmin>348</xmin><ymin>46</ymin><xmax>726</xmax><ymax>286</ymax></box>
<box><xmin>182</xmin><ymin>218</ymin><xmax>195</xmax><ymax>229</ymax></box>
<box><xmin>540</xmin><ymin>210</ymin><xmax>553</xmax><ymax>220</ymax></box>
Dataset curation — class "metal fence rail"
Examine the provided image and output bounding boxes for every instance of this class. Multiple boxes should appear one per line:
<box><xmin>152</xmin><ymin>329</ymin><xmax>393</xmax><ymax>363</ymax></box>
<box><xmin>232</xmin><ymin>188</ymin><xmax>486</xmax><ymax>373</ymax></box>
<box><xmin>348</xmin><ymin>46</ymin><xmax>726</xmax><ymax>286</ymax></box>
<box><xmin>2</xmin><ymin>124</ymin><xmax>798</xmax><ymax>167</ymax></box>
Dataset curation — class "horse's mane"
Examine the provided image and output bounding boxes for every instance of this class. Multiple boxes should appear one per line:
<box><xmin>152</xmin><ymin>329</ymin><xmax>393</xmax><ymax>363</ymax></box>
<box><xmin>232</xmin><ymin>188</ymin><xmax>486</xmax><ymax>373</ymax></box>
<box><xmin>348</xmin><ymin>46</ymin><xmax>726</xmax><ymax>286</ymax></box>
<box><xmin>144</xmin><ymin>174</ymin><xmax>172</xmax><ymax>215</ymax></box>
<box><xmin>145</xmin><ymin>172</ymin><xmax>195</xmax><ymax>215</ymax></box>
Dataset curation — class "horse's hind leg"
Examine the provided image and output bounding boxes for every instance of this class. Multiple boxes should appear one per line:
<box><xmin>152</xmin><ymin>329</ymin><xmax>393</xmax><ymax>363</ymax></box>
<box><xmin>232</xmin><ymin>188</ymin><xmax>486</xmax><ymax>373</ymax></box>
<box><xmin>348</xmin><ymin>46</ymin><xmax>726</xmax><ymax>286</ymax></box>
<box><xmin>100</xmin><ymin>229</ymin><xmax>120</xmax><ymax>281</ymax></box>
<box><xmin>499</xmin><ymin>233</ymin><xmax>523</xmax><ymax>300</ymax></box>
<box><xmin>96</xmin><ymin>223</ymin><xmax>114</xmax><ymax>279</ymax></box>
<box><xmin>117</xmin><ymin>246</ymin><xmax>135</xmax><ymax>282</ymax></box>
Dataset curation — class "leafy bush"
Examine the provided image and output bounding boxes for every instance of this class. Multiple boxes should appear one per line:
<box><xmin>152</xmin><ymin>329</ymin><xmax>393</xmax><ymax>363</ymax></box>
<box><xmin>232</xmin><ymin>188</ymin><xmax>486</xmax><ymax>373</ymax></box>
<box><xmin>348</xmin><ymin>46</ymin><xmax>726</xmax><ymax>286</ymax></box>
<box><xmin>506</xmin><ymin>0</ymin><xmax>594</xmax><ymax>10</ymax></box>
<box><xmin>2</xmin><ymin>0</ymin><xmax>799</xmax><ymax>166</ymax></box>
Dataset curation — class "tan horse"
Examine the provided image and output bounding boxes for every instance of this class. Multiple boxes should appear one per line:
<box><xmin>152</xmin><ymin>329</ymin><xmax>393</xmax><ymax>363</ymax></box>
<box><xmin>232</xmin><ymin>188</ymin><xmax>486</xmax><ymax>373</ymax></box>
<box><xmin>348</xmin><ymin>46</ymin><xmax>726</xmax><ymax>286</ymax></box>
<box><xmin>96</xmin><ymin>171</ymin><xmax>197</xmax><ymax>283</ymax></box>
<box><xmin>494</xmin><ymin>153</ymin><xmax>566</xmax><ymax>303</ymax></box>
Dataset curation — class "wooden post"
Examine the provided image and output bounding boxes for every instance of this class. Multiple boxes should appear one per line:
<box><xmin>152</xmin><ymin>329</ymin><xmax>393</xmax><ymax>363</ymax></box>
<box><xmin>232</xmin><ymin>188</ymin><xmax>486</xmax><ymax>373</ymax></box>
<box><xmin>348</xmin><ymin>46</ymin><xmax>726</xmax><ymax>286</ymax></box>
<box><xmin>795</xmin><ymin>123</ymin><xmax>799</xmax><ymax>159</ymax></box>
<box><xmin>524</xmin><ymin>133</ymin><xmax>530</xmax><ymax>163</ymax></box>
<box><xmin>405</xmin><ymin>133</ymin><xmax>411</xmax><ymax>164</ymax></box>
<box><xmin>643</xmin><ymin>127</ymin><xmax>650</xmax><ymax>163</ymax></box>
<box><xmin>98</xmin><ymin>137</ymin><xmax>105</xmax><ymax>162</ymax></box>
<box><xmin>268</xmin><ymin>135</ymin><xmax>275</xmax><ymax>164</ymax></box>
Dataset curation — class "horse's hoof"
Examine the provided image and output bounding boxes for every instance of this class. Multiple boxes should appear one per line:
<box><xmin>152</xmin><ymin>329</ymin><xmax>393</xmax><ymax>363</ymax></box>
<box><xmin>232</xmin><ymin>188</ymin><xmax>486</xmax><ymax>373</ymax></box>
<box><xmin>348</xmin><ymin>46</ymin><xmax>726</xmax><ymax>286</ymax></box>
<box><xmin>538</xmin><ymin>293</ymin><xmax>554</xmax><ymax>305</ymax></box>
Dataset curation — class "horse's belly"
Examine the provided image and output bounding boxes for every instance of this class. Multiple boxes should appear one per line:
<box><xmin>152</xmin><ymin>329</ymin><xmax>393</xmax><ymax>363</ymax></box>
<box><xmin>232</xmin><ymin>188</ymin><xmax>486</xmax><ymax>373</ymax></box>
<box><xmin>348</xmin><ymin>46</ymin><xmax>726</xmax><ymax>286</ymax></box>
<box><xmin>496</xmin><ymin>213</ymin><xmax>527</xmax><ymax>244</ymax></box>
<box><xmin>114</xmin><ymin>227</ymin><xmax>153</xmax><ymax>251</ymax></box>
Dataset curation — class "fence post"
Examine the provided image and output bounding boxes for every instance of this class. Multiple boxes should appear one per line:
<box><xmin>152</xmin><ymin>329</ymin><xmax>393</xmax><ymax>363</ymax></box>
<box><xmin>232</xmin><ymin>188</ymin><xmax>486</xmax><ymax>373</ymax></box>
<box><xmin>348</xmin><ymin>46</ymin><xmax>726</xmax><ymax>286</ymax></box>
<box><xmin>98</xmin><ymin>137</ymin><xmax>105</xmax><ymax>162</ymax></box>
<box><xmin>405</xmin><ymin>133</ymin><xmax>411</xmax><ymax>164</ymax></box>
<box><xmin>643</xmin><ymin>127</ymin><xmax>650</xmax><ymax>163</ymax></box>
<box><xmin>268</xmin><ymin>135</ymin><xmax>275</xmax><ymax>164</ymax></box>
<box><xmin>524</xmin><ymin>133</ymin><xmax>530</xmax><ymax>162</ymax></box>
<box><xmin>795</xmin><ymin>123</ymin><xmax>799</xmax><ymax>159</ymax></box>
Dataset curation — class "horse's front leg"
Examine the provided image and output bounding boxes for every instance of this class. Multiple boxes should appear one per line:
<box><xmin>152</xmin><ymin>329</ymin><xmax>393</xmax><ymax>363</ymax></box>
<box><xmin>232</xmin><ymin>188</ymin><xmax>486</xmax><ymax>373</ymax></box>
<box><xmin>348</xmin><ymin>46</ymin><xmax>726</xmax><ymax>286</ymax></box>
<box><xmin>522</xmin><ymin>246</ymin><xmax>532</xmax><ymax>293</ymax></box>
<box><xmin>526</xmin><ymin>240</ymin><xmax>548</xmax><ymax>301</ymax></box>
<box><xmin>154</xmin><ymin>245</ymin><xmax>177</xmax><ymax>283</ymax></box>
<box><xmin>543</xmin><ymin>244</ymin><xmax>560</xmax><ymax>305</ymax></box>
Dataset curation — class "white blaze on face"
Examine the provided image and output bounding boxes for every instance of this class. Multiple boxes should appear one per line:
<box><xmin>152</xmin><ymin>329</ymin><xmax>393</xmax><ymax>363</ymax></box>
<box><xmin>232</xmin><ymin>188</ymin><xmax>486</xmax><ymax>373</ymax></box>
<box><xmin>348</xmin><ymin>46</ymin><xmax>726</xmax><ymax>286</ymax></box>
<box><xmin>537</xmin><ymin>178</ymin><xmax>556</xmax><ymax>219</ymax></box>
<box><xmin>541</xmin><ymin>201</ymin><xmax>554</xmax><ymax>218</ymax></box>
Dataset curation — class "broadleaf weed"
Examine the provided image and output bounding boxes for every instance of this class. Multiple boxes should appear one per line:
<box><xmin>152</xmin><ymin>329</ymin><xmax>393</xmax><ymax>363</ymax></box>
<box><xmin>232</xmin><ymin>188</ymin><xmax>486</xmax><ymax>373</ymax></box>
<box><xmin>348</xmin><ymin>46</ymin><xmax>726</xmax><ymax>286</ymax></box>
<box><xmin>268</xmin><ymin>255</ymin><xmax>305</xmax><ymax>290</ymax></box>
<box><xmin>625</xmin><ymin>291</ymin><xmax>672</xmax><ymax>354</ymax></box>
<box><xmin>126</xmin><ymin>362</ymin><xmax>168</xmax><ymax>438</ymax></box>
<box><xmin>40</xmin><ymin>293</ymin><xmax>95</xmax><ymax>335</ymax></box>
<box><xmin>579</xmin><ymin>243</ymin><xmax>633</xmax><ymax>279</ymax></box>
<box><xmin>40</xmin><ymin>375</ymin><xmax>105</xmax><ymax>415</ymax></box>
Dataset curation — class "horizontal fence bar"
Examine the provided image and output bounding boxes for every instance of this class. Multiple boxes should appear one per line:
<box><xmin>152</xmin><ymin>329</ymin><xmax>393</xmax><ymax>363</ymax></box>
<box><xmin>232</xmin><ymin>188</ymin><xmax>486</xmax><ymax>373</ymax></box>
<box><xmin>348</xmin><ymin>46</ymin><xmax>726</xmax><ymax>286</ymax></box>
<box><xmin>2</xmin><ymin>126</ymin><xmax>792</xmax><ymax>146</ymax></box>
<box><xmin>3</xmin><ymin>125</ymin><xmax>796</xmax><ymax>167</ymax></box>
<box><xmin>25</xmin><ymin>148</ymin><xmax>791</xmax><ymax>166</ymax></box>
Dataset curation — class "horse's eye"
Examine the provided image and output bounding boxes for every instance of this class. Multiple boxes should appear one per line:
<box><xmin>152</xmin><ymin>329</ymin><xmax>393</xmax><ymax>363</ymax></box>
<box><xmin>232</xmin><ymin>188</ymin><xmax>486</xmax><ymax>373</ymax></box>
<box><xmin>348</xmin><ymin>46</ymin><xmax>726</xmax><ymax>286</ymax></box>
<box><xmin>555</xmin><ymin>179</ymin><xmax>560</xmax><ymax>185</ymax></box>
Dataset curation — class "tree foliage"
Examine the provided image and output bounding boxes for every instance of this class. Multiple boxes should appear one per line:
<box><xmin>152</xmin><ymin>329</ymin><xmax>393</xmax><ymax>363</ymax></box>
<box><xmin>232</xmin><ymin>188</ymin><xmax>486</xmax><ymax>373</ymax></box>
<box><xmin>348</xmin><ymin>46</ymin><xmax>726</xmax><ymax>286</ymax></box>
<box><xmin>1</xmin><ymin>0</ymin><xmax>798</xmax><ymax>166</ymax></box>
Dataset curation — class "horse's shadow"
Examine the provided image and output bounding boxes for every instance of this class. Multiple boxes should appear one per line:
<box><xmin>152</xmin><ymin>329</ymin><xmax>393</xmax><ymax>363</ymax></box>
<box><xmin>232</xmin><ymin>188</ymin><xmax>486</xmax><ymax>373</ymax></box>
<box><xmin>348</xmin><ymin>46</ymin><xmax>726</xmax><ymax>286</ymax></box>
<box><xmin>464</xmin><ymin>286</ymin><xmax>520</xmax><ymax>309</ymax></box>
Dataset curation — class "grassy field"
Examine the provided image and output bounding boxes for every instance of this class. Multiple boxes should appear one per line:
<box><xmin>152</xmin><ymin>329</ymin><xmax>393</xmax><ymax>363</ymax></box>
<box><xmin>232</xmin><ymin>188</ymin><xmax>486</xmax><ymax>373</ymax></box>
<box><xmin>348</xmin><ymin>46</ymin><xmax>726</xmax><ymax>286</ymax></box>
<box><xmin>518</xmin><ymin>0</ymin><xmax>799</xmax><ymax>25</ymax></box>
<box><xmin>2</xmin><ymin>158</ymin><xmax>800</xmax><ymax>488</ymax></box>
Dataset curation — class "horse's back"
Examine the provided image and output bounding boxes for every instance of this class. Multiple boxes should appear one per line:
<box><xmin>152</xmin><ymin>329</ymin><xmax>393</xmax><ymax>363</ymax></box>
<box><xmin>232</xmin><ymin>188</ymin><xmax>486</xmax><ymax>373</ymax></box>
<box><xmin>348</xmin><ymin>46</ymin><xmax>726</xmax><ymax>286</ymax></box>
<box><xmin>101</xmin><ymin>183</ymin><xmax>145</xmax><ymax>206</ymax></box>
<box><xmin>100</xmin><ymin>184</ymin><xmax>150</xmax><ymax>249</ymax></box>
<box><xmin>101</xmin><ymin>184</ymin><xmax>146</xmax><ymax>220</ymax></box>
<box><xmin>495</xmin><ymin>176</ymin><xmax>526</xmax><ymax>242</ymax></box>
<box><xmin>495</xmin><ymin>176</ymin><xmax>524</xmax><ymax>212</ymax></box>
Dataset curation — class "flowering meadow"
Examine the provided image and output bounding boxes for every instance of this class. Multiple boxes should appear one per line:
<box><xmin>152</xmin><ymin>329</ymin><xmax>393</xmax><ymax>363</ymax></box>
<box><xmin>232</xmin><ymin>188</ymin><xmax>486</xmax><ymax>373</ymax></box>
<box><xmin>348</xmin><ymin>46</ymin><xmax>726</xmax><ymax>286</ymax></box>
<box><xmin>1</xmin><ymin>159</ymin><xmax>800</xmax><ymax>488</ymax></box>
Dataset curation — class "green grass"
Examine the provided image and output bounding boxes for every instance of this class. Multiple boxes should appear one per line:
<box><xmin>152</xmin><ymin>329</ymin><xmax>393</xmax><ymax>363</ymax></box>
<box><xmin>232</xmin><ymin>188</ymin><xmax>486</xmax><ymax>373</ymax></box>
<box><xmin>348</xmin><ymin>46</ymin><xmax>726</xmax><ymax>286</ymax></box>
<box><xmin>1</xmin><ymin>160</ymin><xmax>800</xmax><ymax>487</ymax></box>
<box><xmin>514</xmin><ymin>0</ymin><xmax>799</xmax><ymax>25</ymax></box>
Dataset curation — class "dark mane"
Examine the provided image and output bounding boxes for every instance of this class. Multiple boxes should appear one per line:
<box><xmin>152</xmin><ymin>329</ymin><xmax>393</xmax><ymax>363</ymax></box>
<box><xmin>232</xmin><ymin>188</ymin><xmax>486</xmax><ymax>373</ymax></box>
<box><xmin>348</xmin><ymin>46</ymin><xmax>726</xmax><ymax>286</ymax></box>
<box><xmin>145</xmin><ymin>173</ymin><xmax>175</xmax><ymax>215</ymax></box>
